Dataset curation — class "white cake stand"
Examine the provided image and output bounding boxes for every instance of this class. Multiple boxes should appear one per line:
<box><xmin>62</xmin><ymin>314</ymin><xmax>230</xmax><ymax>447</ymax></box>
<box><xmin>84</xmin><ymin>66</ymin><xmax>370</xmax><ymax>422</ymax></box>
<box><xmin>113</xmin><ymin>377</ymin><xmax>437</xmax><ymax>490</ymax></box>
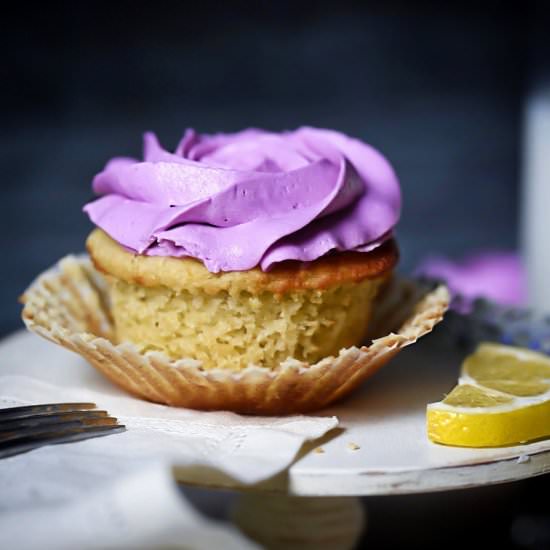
<box><xmin>171</xmin><ymin>333</ymin><xmax>550</xmax><ymax>549</ymax></box>
<box><xmin>3</xmin><ymin>330</ymin><xmax>550</xmax><ymax>549</ymax></box>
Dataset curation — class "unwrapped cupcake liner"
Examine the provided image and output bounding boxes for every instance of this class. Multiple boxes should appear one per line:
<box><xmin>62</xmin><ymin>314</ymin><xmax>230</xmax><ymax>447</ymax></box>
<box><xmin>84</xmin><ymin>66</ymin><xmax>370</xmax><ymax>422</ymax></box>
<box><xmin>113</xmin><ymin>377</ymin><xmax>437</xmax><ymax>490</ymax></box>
<box><xmin>21</xmin><ymin>256</ymin><xmax>449</xmax><ymax>415</ymax></box>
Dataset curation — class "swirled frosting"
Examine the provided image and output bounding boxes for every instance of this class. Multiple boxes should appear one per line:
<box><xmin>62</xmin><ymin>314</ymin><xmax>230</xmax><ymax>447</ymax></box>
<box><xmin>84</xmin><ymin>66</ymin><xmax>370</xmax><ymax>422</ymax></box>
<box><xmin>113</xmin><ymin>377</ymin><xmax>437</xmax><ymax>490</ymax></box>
<box><xmin>84</xmin><ymin>127</ymin><xmax>401</xmax><ymax>272</ymax></box>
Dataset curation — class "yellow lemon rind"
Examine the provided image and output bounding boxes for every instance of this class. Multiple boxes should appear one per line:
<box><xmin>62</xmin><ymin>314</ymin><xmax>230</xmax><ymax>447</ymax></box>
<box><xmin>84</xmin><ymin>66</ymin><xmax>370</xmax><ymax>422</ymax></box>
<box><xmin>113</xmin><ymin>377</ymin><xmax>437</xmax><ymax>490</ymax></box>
<box><xmin>427</xmin><ymin>399</ymin><xmax>550</xmax><ymax>447</ymax></box>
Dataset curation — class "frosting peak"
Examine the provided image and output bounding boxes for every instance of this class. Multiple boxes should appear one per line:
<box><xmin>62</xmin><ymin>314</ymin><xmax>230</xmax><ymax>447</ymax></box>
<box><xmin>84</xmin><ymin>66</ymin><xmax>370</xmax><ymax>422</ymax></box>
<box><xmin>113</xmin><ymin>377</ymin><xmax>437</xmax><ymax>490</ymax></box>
<box><xmin>84</xmin><ymin>127</ymin><xmax>401</xmax><ymax>272</ymax></box>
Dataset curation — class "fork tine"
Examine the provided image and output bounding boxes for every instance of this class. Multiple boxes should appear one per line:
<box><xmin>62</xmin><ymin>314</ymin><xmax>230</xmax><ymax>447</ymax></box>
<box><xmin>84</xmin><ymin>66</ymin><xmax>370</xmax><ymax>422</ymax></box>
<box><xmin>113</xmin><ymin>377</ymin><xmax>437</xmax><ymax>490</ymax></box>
<box><xmin>0</xmin><ymin>403</ymin><xmax>125</xmax><ymax>459</ymax></box>
<box><xmin>0</xmin><ymin>410</ymin><xmax>109</xmax><ymax>431</ymax></box>
<box><xmin>0</xmin><ymin>403</ymin><xmax>97</xmax><ymax>421</ymax></box>
<box><xmin>0</xmin><ymin>424</ymin><xmax>126</xmax><ymax>459</ymax></box>
<box><xmin>0</xmin><ymin>415</ymin><xmax>120</xmax><ymax>443</ymax></box>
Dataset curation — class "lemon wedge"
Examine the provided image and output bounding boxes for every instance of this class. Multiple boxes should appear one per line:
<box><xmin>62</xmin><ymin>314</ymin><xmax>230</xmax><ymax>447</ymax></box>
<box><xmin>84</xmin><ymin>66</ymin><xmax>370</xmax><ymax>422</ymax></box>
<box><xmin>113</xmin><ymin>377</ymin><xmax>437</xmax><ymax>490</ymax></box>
<box><xmin>427</xmin><ymin>343</ymin><xmax>550</xmax><ymax>447</ymax></box>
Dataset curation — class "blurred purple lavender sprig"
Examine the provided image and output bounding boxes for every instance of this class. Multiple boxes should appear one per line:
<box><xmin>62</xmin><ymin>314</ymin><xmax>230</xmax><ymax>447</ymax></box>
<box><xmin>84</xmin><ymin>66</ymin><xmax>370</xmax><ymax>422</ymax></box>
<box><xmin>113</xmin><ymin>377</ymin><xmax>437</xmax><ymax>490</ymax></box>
<box><xmin>414</xmin><ymin>251</ymin><xmax>550</xmax><ymax>353</ymax></box>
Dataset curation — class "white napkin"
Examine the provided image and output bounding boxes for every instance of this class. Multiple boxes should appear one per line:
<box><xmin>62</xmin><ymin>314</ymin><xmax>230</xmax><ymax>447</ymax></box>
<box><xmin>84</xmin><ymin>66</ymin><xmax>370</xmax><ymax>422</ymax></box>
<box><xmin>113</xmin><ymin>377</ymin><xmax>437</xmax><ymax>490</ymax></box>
<box><xmin>0</xmin><ymin>465</ymin><xmax>260</xmax><ymax>550</ymax></box>
<box><xmin>0</xmin><ymin>331</ymin><xmax>338</xmax><ymax>549</ymax></box>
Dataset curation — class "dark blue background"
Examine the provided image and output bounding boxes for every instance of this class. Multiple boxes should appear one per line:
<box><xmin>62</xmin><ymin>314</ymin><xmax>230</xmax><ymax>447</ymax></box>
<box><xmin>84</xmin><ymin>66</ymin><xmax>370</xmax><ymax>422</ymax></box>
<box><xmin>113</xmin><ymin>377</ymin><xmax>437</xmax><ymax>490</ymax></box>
<box><xmin>2</xmin><ymin>2</ymin><xmax>525</xmax><ymax>336</ymax></box>
<box><xmin>2</xmin><ymin>2</ymin><xmax>549</xmax><ymax>548</ymax></box>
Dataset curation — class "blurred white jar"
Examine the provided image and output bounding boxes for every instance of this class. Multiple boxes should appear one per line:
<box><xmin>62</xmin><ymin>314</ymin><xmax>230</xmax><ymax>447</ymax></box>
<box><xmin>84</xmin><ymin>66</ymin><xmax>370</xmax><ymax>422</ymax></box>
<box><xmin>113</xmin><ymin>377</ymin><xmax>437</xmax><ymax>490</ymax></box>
<box><xmin>522</xmin><ymin>85</ymin><xmax>550</xmax><ymax>313</ymax></box>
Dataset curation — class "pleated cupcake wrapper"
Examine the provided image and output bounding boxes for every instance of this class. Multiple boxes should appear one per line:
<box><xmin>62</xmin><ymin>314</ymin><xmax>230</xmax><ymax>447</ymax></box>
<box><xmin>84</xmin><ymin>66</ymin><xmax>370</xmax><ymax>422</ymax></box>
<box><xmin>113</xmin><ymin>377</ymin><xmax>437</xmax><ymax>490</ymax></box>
<box><xmin>21</xmin><ymin>256</ymin><xmax>449</xmax><ymax>414</ymax></box>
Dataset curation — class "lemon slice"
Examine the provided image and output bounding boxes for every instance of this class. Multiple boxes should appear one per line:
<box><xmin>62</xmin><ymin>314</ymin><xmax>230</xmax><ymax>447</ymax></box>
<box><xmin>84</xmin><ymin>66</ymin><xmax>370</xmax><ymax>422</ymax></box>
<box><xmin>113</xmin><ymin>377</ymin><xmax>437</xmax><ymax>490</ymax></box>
<box><xmin>427</xmin><ymin>343</ymin><xmax>550</xmax><ymax>447</ymax></box>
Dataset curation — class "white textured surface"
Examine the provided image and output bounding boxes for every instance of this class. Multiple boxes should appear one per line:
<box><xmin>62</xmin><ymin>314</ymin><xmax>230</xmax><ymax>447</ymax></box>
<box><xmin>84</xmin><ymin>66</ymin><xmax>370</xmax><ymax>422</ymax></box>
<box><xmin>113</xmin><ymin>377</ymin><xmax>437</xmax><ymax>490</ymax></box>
<box><xmin>0</xmin><ymin>465</ymin><xmax>259</xmax><ymax>550</ymax></box>
<box><xmin>2</xmin><ymin>329</ymin><xmax>550</xmax><ymax>498</ymax></box>
<box><xmin>286</xmin><ymin>331</ymin><xmax>550</xmax><ymax>495</ymax></box>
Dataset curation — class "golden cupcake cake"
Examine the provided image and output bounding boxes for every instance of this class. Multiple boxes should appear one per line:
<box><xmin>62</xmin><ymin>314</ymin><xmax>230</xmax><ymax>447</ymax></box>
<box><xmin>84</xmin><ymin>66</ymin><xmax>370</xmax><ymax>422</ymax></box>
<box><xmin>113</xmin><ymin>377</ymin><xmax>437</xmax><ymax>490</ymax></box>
<box><xmin>21</xmin><ymin>127</ymin><xmax>449</xmax><ymax>413</ymax></box>
<box><xmin>87</xmin><ymin>229</ymin><xmax>397</xmax><ymax>371</ymax></box>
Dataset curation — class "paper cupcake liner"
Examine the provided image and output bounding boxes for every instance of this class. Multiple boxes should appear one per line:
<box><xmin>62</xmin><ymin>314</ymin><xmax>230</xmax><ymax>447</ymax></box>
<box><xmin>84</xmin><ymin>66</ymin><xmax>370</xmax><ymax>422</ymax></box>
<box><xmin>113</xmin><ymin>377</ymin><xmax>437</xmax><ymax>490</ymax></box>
<box><xmin>21</xmin><ymin>255</ymin><xmax>449</xmax><ymax>414</ymax></box>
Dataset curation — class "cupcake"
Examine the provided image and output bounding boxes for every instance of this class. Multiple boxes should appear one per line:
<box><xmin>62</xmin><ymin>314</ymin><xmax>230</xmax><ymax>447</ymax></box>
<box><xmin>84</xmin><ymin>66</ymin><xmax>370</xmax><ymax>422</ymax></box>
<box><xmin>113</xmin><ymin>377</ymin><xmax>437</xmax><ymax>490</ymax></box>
<box><xmin>84</xmin><ymin>128</ymin><xmax>400</xmax><ymax>370</ymax></box>
<box><xmin>21</xmin><ymin>127</ymin><xmax>449</xmax><ymax>413</ymax></box>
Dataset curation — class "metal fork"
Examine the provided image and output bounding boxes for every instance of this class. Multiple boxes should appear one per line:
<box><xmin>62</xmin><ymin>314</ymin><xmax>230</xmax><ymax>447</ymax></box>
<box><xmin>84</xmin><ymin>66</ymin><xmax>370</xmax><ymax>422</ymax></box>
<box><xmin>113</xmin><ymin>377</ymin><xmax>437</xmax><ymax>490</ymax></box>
<box><xmin>0</xmin><ymin>403</ymin><xmax>126</xmax><ymax>459</ymax></box>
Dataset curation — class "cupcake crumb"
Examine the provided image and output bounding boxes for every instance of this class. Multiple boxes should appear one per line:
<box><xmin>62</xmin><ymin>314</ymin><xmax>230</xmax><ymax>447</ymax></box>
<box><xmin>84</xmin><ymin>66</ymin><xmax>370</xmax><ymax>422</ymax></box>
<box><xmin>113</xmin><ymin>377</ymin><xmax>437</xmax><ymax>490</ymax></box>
<box><xmin>314</xmin><ymin>446</ymin><xmax>325</xmax><ymax>454</ymax></box>
<box><xmin>347</xmin><ymin>442</ymin><xmax>360</xmax><ymax>451</ymax></box>
<box><xmin>516</xmin><ymin>454</ymin><xmax>530</xmax><ymax>464</ymax></box>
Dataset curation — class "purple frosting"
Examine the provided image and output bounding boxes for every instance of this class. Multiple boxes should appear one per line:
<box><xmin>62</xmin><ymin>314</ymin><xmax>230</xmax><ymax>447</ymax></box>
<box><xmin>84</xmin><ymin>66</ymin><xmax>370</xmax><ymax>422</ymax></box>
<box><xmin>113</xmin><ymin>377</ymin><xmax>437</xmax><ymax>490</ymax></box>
<box><xmin>84</xmin><ymin>127</ymin><xmax>401</xmax><ymax>272</ymax></box>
